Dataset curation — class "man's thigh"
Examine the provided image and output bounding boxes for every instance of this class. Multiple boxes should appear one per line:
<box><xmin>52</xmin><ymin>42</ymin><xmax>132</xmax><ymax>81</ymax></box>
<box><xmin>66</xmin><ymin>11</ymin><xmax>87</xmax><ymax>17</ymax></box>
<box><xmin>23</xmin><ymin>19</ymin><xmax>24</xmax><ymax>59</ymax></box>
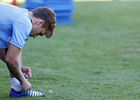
<box><xmin>0</xmin><ymin>48</ymin><xmax>6</xmax><ymax>62</ymax></box>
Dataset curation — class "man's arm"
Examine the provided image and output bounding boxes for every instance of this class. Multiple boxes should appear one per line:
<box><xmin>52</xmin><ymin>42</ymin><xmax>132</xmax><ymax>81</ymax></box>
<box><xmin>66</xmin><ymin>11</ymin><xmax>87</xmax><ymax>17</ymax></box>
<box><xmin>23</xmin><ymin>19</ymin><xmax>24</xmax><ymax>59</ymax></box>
<box><xmin>0</xmin><ymin>48</ymin><xmax>32</xmax><ymax>79</ymax></box>
<box><xmin>5</xmin><ymin>44</ymin><xmax>25</xmax><ymax>82</ymax></box>
<box><xmin>5</xmin><ymin>44</ymin><xmax>31</xmax><ymax>92</ymax></box>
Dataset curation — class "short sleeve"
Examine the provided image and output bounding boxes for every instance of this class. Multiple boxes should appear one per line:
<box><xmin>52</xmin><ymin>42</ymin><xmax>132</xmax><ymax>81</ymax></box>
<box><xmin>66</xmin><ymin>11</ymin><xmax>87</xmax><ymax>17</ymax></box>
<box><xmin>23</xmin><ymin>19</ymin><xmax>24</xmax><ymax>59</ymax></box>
<box><xmin>10</xmin><ymin>15</ymin><xmax>32</xmax><ymax>49</ymax></box>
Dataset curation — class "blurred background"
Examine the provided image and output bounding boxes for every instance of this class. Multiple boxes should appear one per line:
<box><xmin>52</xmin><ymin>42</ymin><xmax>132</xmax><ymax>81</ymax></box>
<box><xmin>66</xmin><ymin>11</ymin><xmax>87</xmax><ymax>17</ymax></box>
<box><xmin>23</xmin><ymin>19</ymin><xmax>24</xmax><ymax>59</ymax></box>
<box><xmin>0</xmin><ymin>0</ymin><xmax>75</xmax><ymax>24</ymax></box>
<box><xmin>0</xmin><ymin>0</ymin><xmax>140</xmax><ymax>99</ymax></box>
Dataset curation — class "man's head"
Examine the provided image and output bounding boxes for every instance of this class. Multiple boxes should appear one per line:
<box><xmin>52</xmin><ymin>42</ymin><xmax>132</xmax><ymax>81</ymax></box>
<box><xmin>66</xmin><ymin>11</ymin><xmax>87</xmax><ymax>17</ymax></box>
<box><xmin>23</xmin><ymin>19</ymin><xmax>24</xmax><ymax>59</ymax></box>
<box><xmin>29</xmin><ymin>7</ymin><xmax>56</xmax><ymax>38</ymax></box>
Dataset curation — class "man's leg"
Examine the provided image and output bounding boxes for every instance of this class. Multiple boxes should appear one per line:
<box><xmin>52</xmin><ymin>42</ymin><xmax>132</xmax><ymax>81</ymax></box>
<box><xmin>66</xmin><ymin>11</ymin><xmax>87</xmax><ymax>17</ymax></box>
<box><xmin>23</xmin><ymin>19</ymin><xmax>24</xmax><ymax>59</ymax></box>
<box><xmin>0</xmin><ymin>48</ymin><xmax>45</xmax><ymax>97</ymax></box>
<box><xmin>0</xmin><ymin>48</ymin><xmax>6</xmax><ymax>62</ymax></box>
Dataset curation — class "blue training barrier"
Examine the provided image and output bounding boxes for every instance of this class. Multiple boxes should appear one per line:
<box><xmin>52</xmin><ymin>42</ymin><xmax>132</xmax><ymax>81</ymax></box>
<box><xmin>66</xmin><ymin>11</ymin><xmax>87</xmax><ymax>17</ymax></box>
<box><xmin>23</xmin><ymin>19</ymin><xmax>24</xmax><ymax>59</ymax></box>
<box><xmin>24</xmin><ymin>0</ymin><xmax>74</xmax><ymax>24</ymax></box>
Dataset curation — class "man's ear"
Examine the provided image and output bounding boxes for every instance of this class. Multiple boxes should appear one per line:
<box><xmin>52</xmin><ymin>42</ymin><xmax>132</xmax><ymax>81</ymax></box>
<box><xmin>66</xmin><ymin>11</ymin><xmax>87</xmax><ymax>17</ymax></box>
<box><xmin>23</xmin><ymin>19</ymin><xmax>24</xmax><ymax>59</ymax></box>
<box><xmin>37</xmin><ymin>19</ymin><xmax>45</xmax><ymax>25</ymax></box>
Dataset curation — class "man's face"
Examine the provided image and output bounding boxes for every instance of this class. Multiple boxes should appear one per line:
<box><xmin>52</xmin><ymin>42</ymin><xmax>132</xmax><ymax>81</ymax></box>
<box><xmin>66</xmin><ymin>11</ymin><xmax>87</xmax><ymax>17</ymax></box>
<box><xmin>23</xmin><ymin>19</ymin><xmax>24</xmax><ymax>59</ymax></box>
<box><xmin>29</xmin><ymin>19</ymin><xmax>49</xmax><ymax>38</ymax></box>
<box><xmin>29</xmin><ymin>27</ymin><xmax>48</xmax><ymax>38</ymax></box>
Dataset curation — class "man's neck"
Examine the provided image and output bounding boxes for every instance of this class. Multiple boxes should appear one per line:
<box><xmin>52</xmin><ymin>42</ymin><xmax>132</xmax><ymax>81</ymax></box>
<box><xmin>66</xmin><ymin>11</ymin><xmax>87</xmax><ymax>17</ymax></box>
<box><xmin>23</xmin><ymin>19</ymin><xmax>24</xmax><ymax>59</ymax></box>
<box><xmin>28</xmin><ymin>11</ymin><xmax>33</xmax><ymax>19</ymax></box>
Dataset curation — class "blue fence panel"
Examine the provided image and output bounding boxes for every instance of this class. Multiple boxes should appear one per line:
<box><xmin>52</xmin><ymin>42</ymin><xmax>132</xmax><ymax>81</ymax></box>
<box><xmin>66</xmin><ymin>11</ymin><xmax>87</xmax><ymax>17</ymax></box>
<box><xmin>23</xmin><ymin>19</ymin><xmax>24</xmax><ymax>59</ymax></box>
<box><xmin>24</xmin><ymin>0</ymin><xmax>74</xmax><ymax>24</ymax></box>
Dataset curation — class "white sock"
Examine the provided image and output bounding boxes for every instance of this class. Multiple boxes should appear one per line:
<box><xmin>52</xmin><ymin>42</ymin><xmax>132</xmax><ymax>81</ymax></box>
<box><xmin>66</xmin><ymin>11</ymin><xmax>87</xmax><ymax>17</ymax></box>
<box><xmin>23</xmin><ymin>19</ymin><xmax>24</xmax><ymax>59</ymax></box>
<box><xmin>11</xmin><ymin>78</ymin><xmax>22</xmax><ymax>91</ymax></box>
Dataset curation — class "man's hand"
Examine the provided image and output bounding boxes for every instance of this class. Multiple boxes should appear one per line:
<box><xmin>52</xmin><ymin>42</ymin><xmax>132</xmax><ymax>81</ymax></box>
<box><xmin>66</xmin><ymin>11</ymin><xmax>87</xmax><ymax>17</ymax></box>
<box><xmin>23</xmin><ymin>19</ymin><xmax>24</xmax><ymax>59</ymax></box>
<box><xmin>21</xmin><ymin>79</ymin><xmax>31</xmax><ymax>93</ymax></box>
<box><xmin>21</xmin><ymin>66</ymin><xmax>32</xmax><ymax>79</ymax></box>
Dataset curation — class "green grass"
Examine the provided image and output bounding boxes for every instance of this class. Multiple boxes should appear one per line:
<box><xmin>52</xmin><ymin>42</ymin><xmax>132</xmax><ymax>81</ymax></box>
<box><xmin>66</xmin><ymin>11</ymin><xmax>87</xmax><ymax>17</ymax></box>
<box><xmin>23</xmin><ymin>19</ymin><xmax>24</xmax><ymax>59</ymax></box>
<box><xmin>1</xmin><ymin>1</ymin><xmax>140</xmax><ymax>100</ymax></box>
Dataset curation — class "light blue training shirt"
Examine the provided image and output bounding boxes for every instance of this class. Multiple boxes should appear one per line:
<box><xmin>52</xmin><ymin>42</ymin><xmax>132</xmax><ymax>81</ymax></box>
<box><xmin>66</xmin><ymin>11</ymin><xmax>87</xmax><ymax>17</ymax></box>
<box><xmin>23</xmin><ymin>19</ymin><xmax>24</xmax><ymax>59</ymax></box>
<box><xmin>0</xmin><ymin>2</ymin><xmax>32</xmax><ymax>49</ymax></box>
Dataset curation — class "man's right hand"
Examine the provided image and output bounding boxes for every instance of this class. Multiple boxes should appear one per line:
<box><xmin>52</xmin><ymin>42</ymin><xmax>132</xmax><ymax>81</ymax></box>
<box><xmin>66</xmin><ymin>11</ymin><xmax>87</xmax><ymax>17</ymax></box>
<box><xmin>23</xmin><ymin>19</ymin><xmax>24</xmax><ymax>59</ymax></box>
<box><xmin>21</xmin><ymin>79</ymin><xmax>31</xmax><ymax>93</ymax></box>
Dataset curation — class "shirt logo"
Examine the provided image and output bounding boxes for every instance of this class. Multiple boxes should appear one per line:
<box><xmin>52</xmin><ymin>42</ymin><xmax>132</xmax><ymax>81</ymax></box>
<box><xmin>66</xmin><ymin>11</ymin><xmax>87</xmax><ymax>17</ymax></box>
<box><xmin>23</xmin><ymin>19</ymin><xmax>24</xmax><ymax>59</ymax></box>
<box><xmin>8</xmin><ymin>38</ymin><xmax>11</xmax><ymax>42</ymax></box>
<box><xmin>7</xmin><ymin>36</ymin><xmax>11</xmax><ymax>42</ymax></box>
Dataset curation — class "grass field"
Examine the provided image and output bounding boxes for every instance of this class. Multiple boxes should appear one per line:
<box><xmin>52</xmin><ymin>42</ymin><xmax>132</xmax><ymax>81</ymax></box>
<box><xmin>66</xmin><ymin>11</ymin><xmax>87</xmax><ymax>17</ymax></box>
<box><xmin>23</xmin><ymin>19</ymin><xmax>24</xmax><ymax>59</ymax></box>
<box><xmin>0</xmin><ymin>1</ymin><xmax>140</xmax><ymax>100</ymax></box>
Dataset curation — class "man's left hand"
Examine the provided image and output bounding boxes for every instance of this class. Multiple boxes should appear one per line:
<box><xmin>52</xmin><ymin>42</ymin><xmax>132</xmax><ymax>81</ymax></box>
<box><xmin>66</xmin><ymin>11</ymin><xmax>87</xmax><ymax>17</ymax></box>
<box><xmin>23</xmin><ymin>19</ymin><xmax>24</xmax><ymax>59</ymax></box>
<box><xmin>21</xmin><ymin>66</ymin><xmax>32</xmax><ymax>79</ymax></box>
